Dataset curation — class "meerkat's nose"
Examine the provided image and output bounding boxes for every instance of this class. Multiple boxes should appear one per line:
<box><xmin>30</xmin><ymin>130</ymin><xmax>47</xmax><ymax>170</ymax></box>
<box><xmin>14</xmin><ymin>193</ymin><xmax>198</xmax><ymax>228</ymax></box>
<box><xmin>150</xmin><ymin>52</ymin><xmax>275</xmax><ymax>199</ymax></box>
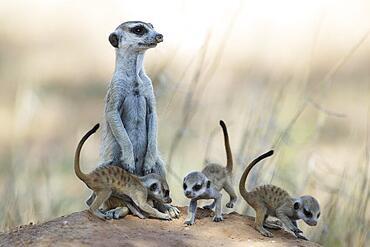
<box><xmin>155</xmin><ymin>34</ymin><xmax>163</xmax><ymax>43</ymax></box>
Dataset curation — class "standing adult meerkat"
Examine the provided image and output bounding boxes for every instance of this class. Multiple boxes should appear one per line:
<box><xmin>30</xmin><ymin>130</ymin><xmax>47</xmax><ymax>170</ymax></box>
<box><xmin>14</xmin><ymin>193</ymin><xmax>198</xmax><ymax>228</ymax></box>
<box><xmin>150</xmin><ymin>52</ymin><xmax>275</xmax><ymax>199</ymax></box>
<box><xmin>95</xmin><ymin>21</ymin><xmax>179</xmax><ymax>218</ymax></box>
<box><xmin>239</xmin><ymin>150</ymin><xmax>320</xmax><ymax>240</ymax></box>
<box><xmin>101</xmin><ymin>21</ymin><xmax>165</xmax><ymax>176</ymax></box>
<box><xmin>182</xmin><ymin>120</ymin><xmax>237</xmax><ymax>225</ymax></box>
<box><xmin>75</xmin><ymin>124</ymin><xmax>172</xmax><ymax>220</ymax></box>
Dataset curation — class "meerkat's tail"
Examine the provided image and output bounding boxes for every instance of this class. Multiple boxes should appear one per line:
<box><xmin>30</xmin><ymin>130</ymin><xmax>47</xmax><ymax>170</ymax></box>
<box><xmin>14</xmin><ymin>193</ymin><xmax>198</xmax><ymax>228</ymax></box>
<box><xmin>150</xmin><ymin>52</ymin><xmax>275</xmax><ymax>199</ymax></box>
<box><xmin>219</xmin><ymin>120</ymin><xmax>233</xmax><ymax>173</ymax></box>
<box><xmin>239</xmin><ymin>150</ymin><xmax>274</xmax><ymax>200</ymax></box>
<box><xmin>74</xmin><ymin>123</ymin><xmax>100</xmax><ymax>182</ymax></box>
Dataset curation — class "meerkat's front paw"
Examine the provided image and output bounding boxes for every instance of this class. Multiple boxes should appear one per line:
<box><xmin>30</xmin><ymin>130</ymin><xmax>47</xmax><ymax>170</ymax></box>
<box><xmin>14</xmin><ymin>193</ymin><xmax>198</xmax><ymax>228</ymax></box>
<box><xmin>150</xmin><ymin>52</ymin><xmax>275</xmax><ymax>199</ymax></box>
<box><xmin>165</xmin><ymin>205</ymin><xmax>180</xmax><ymax>218</ymax></box>
<box><xmin>122</xmin><ymin>163</ymin><xmax>135</xmax><ymax>174</ymax></box>
<box><xmin>143</xmin><ymin>161</ymin><xmax>155</xmax><ymax>175</ymax></box>
<box><xmin>184</xmin><ymin>217</ymin><xmax>195</xmax><ymax>225</ymax></box>
<box><xmin>160</xmin><ymin>213</ymin><xmax>172</xmax><ymax>221</ymax></box>
<box><xmin>212</xmin><ymin>215</ymin><xmax>224</xmax><ymax>222</ymax></box>
<box><xmin>256</xmin><ymin>226</ymin><xmax>273</xmax><ymax>237</ymax></box>
<box><xmin>226</xmin><ymin>201</ymin><xmax>235</xmax><ymax>208</ymax></box>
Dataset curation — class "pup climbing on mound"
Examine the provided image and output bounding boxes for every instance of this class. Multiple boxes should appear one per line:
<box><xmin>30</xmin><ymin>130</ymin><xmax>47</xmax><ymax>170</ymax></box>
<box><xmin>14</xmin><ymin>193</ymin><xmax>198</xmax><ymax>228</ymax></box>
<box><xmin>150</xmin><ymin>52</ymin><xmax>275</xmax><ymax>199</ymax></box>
<box><xmin>183</xmin><ymin>120</ymin><xmax>237</xmax><ymax>225</ymax></box>
<box><xmin>74</xmin><ymin>124</ymin><xmax>172</xmax><ymax>220</ymax></box>
<box><xmin>239</xmin><ymin>150</ymin><xmax>320</xmax><ymax>240</ymax></box>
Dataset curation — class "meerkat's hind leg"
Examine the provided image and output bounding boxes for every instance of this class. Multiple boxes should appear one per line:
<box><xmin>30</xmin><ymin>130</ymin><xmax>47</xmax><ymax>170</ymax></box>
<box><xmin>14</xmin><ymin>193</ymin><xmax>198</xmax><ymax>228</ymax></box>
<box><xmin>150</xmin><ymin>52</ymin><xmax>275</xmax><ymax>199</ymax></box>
<box><xmin>254</xmin><ymin>206</ymin><xmax>273</xmax><ymax>237</ymax></box>
<box><xmin>89</xmin><ymin>190</ymin><xmax>113</xmax><ymax>220</ymax></box>
<box><xmin>223</xmin><ymin>180</ymin><xmax>237</xmax><ymax>208</ymax></box>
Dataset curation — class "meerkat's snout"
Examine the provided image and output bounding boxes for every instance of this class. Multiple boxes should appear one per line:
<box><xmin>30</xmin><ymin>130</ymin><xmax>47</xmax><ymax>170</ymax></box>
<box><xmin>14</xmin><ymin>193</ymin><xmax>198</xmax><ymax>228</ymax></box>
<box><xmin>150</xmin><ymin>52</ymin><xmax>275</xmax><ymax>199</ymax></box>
<box><xmin>155</xmin><ymin>33</ymin><xmax>163</xmax><ymax>43</ymax></box>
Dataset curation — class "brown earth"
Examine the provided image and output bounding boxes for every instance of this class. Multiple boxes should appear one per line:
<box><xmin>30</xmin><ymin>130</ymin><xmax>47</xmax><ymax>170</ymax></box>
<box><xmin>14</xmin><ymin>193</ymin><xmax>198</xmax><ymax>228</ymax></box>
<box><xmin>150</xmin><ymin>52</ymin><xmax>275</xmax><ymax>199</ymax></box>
<box><xmin>0</xmin><ymin>207</ymin><xmax>320</xmax><ymax>247</ymax></box>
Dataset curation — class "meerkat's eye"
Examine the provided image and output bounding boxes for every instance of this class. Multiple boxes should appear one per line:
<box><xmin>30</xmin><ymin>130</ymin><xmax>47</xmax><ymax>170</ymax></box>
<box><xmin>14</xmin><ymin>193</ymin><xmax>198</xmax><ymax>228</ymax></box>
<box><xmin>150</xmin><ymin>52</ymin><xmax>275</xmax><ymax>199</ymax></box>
<box><xmin>130</xmin><ymin>25</ymin><xmax>147</xmax><ymax>36</ymax></box>
<box><xmin>193</xmin><ymin>184</ymin><xmax>202</xmax><ymax>191</ymax></box>
<box><xmin>164</xmin><ymin>190</ymin><xmax>169</xmax><ymax>197</ymax></box>
<box><xmin>150</xmin><ymin>183</ymin><xmax>158</xmax><ymax>191</ymax></box>
<box><xmin>304</xmin><ymin>208</ymin><xmax>312</xmax><ymax>218</ymax></box>
<box><xmin>183</xmin><ymin>183</ymin><xmax>187</xmax><ymax>190</ymax></box>
<box><xmin>317</xmin><ymin>212</ymin><xmax>320</xmax><ymax>219</ymax></box>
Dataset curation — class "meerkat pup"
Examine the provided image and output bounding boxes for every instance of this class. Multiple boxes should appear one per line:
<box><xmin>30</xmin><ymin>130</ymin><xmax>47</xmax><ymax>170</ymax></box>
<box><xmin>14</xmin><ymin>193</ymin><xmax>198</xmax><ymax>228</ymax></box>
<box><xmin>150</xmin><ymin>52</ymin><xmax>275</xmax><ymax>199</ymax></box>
<box><xmin>75</xmin><ymin>124</ymin><xmax>172</xmax><ymax>220</ymax></box>
<box><xmin>182</xmin><ymin>120</ymin><xmax>237</xmax><ymax>225</ymax></box>
<box><xmin>239</xmin><ymin>150</ymin><xmax>320</xmax><ymax>240</ymax></box>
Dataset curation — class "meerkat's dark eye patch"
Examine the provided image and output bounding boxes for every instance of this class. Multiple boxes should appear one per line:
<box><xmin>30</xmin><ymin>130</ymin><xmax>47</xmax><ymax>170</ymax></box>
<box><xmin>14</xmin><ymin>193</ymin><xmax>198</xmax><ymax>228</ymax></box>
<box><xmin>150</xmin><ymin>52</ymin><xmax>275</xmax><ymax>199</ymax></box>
<box><xmin>150</xmin><ymin>183</ymin><xmax>158</xmax><ymax>191</ymax></box>
<box><xmin>294</xmin><ymin>202</ymin><xmax>300</xmax><ymax>210</ymax></box>
<box><xmin>164</xmin><ymin>190</ymin><xmax>169</xmax><ymax>197</ymax></box>
<box><xmin>130</xmin><ymin>25</ymin><xmax>148</xmax><ymax>36</ymax></box>
<box><xmin>193</xmin><ymin>184</ymin><xmax>202</xmax><ymax>191</ymax></box>
<box><xmin>206</xmin><ymin>180</ymin><xmax>211</xmax><ymax>188</ymax></box>
<box><xmin>183</xmin><ymin>183</ymin><xmax>187</xmax><ymax>190</ymax></box>
<box><xmin>303</xmin><ymin>208</ymin><xmax>312</xmax><ymax>218</ymax></box>
<box><xmin>317</xmin><ymin>212</ymin><xmax>320</xmax><ymax>219</ymax></box>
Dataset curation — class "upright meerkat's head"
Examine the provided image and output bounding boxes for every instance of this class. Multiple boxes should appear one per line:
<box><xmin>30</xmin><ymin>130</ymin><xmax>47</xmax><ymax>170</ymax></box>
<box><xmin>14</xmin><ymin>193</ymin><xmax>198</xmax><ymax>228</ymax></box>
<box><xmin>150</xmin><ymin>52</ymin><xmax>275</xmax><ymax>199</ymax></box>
<box><xmin>183</xmin><ymin>171</ymin><xmax>211</xmax><ymax>199</ymax></box>
<box><xmin>140</xmin><ymin>173</ymin><xmax>172</xmax><ymax>204</ymax></box>
<box><xmin>294</xmin><ymin>195</ymin><xmax>321</xmax><ymax>226</ymax></box>
<box><xmin>109</xmin><ymin>21</ymin><xmax>163</xmax><ymax>51</ymax></box>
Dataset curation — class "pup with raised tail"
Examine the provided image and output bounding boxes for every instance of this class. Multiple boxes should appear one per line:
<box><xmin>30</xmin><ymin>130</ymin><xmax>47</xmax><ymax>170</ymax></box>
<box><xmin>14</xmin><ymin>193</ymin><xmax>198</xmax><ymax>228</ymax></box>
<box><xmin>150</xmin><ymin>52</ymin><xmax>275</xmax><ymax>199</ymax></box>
<box><xmin>239</xmin><ymin>150</ymin><xmax>320</xmax><ymax>240</ymax></box>
<box><xmin>74</xmin><ymin>124</ymin><xmax>172</xmax><ymax>220</ymax></box>
<box><xmin>182</xmin><ymin>120</ymin><xmax>237</xmax><ymax>225</ymax></box>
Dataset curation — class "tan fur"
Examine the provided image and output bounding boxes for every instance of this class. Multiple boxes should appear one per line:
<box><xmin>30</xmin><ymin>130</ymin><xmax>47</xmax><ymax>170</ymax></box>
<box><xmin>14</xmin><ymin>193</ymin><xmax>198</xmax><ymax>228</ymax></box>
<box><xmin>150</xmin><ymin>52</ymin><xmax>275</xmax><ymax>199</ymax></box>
<box><xmin>239</xmin><ymin>150</ymin><xmax>320</xmax><ymax>240</ymax></box>
<box><xmin>74</xmin><ymin>124</ymin><xmax>171</xmax><ymax>221</ymax></box>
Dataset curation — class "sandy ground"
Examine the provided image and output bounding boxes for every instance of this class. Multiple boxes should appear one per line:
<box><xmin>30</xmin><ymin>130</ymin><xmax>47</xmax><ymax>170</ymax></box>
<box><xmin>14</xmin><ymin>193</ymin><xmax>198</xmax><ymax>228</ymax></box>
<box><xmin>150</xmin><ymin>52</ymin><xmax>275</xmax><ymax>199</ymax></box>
<box><xmin>0</xmin><ymin>207</ymin><xmax>320</xmax><ymax>247</ymax></box>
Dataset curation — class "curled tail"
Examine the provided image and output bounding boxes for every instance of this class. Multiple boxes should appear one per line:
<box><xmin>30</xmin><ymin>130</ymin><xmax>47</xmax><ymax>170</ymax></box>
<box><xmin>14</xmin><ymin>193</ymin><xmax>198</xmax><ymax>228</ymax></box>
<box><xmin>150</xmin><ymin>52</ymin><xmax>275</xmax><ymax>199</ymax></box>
<box><xmin>219</xmin><ymin>120</ymin><xmax>233</xmax><ymax>173</ymax></box>
<box><xmin>239</xmin><ymin>150</ymin><xmax>274</xmax><ymax>201</ymax></box>
<box><xmin>74</xmin><ymin>123</ymin><xmax>100</xmax><ymax>182</ymax></box>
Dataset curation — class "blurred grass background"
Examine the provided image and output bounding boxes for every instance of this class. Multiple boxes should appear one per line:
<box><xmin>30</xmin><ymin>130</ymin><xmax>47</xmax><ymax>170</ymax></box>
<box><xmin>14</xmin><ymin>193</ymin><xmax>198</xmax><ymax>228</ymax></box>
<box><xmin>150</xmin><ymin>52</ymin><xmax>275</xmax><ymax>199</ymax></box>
<box><xmin>0</xmin><ymin>0</ymin><xmax>369</xmax><ymax>246</ymax></box>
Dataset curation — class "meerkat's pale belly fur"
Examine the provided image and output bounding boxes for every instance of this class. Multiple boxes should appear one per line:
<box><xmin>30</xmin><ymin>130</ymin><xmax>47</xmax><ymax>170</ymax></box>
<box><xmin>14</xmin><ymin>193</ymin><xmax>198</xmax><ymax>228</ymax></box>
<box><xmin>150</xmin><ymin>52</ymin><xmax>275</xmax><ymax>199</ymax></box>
<box><xmin>100</xmin><ymin>68</ymin><xmax>161</xmax><ymax>176</ymax></box>
<box><xmin>121</xmin><ymin>95</ymin><xmax>148</xmax><ymax>172</ymax></box>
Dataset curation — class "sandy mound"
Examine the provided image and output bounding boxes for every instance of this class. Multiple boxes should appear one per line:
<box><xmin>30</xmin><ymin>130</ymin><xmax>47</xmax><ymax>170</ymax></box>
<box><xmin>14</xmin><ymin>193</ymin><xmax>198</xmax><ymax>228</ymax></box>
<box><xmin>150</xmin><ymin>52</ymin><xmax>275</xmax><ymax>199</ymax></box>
<box><xmin>0</xmin><ymin>207</ymin><xmax>320</xmax><ymax>247</ymax></box>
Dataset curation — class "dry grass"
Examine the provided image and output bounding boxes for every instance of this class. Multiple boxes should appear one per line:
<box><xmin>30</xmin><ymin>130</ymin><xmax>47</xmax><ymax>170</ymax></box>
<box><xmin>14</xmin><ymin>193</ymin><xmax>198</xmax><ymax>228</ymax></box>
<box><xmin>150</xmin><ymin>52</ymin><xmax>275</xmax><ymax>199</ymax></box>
<box><xmin>0</xmin><ymin>1</ymin><xmax>369</xmax><ymax>246</ymax></box>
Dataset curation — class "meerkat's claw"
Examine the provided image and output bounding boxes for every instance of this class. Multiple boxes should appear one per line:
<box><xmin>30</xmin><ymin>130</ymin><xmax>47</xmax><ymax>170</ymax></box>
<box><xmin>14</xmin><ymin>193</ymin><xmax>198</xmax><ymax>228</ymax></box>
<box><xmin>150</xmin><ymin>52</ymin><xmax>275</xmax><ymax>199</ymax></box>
<box><xmin>257</xmin><ymin>227</ymin><xmax>273</xmax><ymax>238</ymax></box>
<box><xmin>166</xmin><ymin>205</ymin><xmax>180</xmax><ymax>218</ymax></box>
<box><xmin>122</xmin><ymin>163</ymin><xmax>135</xmax><ymax>174</ymax></box>
<box><xmin>212</xmin><ymin>215</ymin><xmax>224</xmax><ymax>222</ymax></box>
<box><xmin>184</xmin><ymin>219</ymin><xmax>194</xmax><ymax>225</ymax></box>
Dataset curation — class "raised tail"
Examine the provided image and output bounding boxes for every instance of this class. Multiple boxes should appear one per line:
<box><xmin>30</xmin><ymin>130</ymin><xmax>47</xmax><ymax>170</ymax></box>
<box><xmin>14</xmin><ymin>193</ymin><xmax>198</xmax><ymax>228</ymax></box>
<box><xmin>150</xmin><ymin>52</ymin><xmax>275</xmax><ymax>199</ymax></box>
<box><xmin>74</xmin><ymin>123</ymin><xmax>100</xmax><ymax>182</ymax></box>
<box><xmin>239</xmin><ymin>150</ymin><xmax>274</xmax><ymax>200</ymax></box>
<box><xmin>219</xmin><ymin>120</ymin><xmax>233</xmax><ymax>173</ymax></box>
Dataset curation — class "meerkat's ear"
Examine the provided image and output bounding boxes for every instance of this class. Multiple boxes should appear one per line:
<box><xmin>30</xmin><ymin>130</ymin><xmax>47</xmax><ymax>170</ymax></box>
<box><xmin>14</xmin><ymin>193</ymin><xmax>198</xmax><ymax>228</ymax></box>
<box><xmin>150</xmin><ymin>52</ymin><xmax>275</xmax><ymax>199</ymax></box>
<box><xmin>109</xmin><ymin>32</ymin><xmax>119</xmax><ymax>48</ymax></box>
<box><xmin>148</xmin><ymin>23</ymin><xmax>154</xmax><ymax>28</ymax></box>
<box><xmin>206</xmin><ymin>180</ymin><xmax>211</xmax><ymax>189</ymax></box>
